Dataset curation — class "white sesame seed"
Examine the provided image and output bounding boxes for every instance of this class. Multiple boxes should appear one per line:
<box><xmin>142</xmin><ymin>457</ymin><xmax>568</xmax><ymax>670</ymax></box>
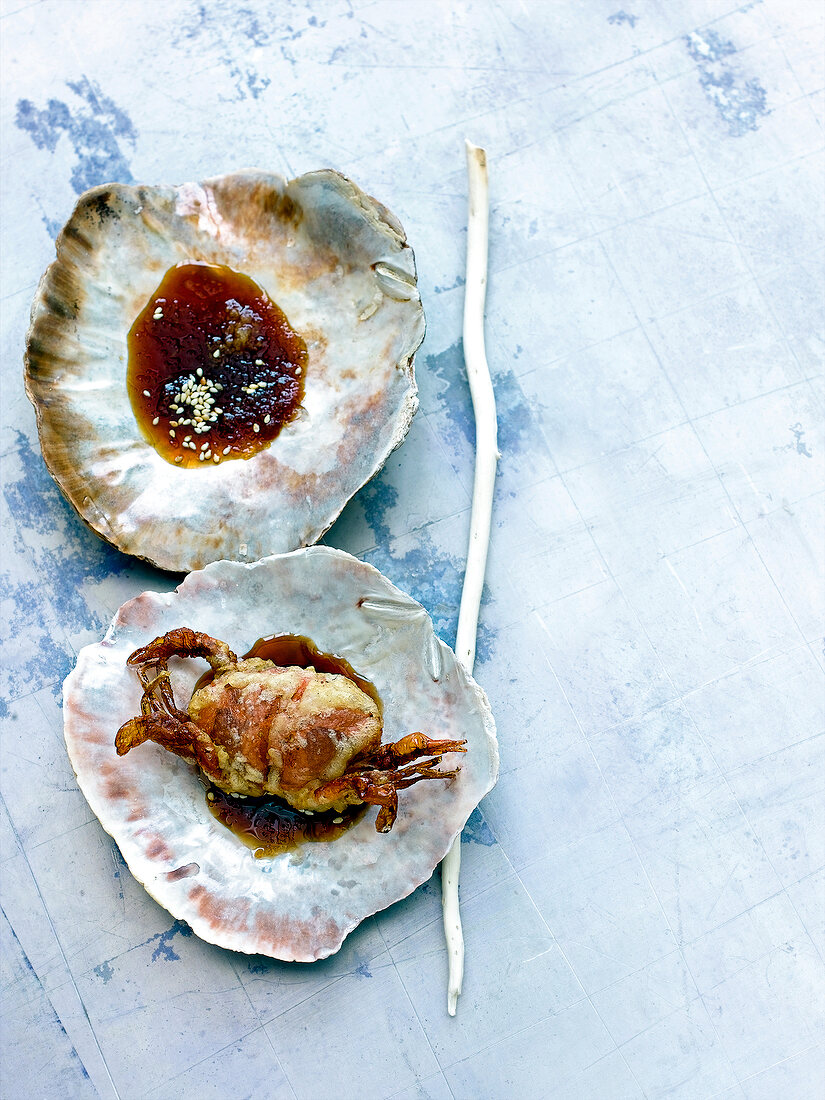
<box><xmin>333</xmin><ymin>816</ymin><xmax>343</xmax><ymax>824</ymax></box>
<box><xmin>264</xmin><ymin>414</ymin><xmax>271</xmax><ymax>424</ymax></box>
<box><xmin>212</xmin><ymin>350</ymin><xmax>220</xmax><ymax>358</ymax></box>
<box><xmin>222</xmin><ymin>446</ymin><xmax>230</xmax><ymax>455</ymax></box>
<box><xmin>253</xmin><ymin>423</ymin><xmax>260</xmax><ymax>432</ymax></box>
<box><xmin>201</xmin><ymin>442</ymin><xmax>209</xmax><ymax>450</ymax></box>
<box><xmin>199</xmin><ymin>453</ymin><xmax>205</xmax><ymax>461</ymax></box>
<box><xmin>255</xmin><ymin>359</ymin><xmax>264</xmax><ymax>366</ymax></box>
<box><xmin>197</xmin><ymin>367</ymin><xmax>203</xmax><ymax>376</ymax></box>
<box><xmin>152</xmin><ymin>416</ymin><xmax>159</xmax><ymax>425</ymax></box>
<box><xmin>169</xmin><ymin>430</ymin><xmax>176</xmax><ymax>438</ymax></box>
<box><xmin>184</xmin><ymin>435</ymin><xmax>192</xmax><ymax>442</ymax></box>
<box><xmin>174</xmin><ymin>455</ymin><xmax>182</xmax><ymax>463</ymax></box>
<box><xmin>204</xmin><ymin>450</ymin><xmax>212</xmax><ymax>460</ymax></box>
<box><xmin>213</xmin><ymin>454</ymin><xmax>220</xmax><ymax>463</ymax></box>
<box><xmin>296</xmin><ymin>367</ymin><xmax>302</xmax><ymax>375</ymax></box>
<box><xmin>170</xmin><ymin>421</ymin><xmax>178</xmax><ymax>427</ymax></box>
<box><xmin>143</xmin><ymin>389</ymin><xmax>151</xmax><ymax>397</ymax></box>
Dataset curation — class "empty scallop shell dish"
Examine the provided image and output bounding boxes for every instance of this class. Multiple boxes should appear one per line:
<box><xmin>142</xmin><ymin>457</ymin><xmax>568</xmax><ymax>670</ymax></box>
<box><xmin>63</xmin><ymin>548</ymin><xmax>499</xmax><ymax>960</ymax></box>
<box><xmin>25</xmin><ymin>169</ymin><xmax>424</xmax><ymax>572</ymax></box>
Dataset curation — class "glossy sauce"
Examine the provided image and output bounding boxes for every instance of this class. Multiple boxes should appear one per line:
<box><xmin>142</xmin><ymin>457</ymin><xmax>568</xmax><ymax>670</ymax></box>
<box><xmin>127</xmin><ymin>263</ymin><xmax>307</xmax><ymax>469</ymax></box>
<box><xmin>203</xmin><ymin>634</ymin><xmax>380</xmax><ymax>858</ymax></box>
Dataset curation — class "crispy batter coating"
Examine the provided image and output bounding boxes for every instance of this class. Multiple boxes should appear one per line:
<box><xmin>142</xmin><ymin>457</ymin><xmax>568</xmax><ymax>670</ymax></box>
<box><xmin>188</xmin><ymin>659</ymin><xmax>382</xmax><ymax>809</ymax></box>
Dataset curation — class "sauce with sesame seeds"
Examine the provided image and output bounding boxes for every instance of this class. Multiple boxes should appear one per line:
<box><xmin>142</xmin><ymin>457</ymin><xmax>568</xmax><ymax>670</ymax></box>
<box><xmin>203</xmin><ymin>634</ymin><xmax>379</xmax><ymax>857</ymax></box>
<box><xmin>127</xmin><ymin>263</ymin><xmax>307</xmax><ymax>468</ymax></box>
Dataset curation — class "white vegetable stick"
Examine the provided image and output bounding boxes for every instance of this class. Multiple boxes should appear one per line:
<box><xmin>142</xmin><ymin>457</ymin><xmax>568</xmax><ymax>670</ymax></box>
<box><xmin>442</xmin><ymin>140</ymin><xmax>499</xmax><ymax>1016</ymax></box>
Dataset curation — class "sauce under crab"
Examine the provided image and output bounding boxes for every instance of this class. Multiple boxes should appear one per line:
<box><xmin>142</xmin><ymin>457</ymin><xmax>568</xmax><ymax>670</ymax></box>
<box><xmin>115</xmin><ymin>628</ymin><xmax>465</xmax><ymax>853</ymax></box>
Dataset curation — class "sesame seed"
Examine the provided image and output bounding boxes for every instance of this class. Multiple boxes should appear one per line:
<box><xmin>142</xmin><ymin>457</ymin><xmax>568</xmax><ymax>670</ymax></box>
<box><xmin>212</xmin><ymin>454</ymin><xmax>220</xmax><ymax>463</ymax></box>
<box><xmin>170</xmin><ymin>421</ymin><xmax>178</xmax><ymax>427</ymax></box>
<box><xmin>253</xmin><ymin>423</ymin><xmax>260</xmax><ymax>432</ymax></box>
<box><xmin>333</xmin><ymin>816</ymin><xmax>343</xmax><ymax>824</ymax></box>
<box><xmin>152</xmin><ymin>416</ymin><xmax>159</xmax><ymax>425</ymax></box>
<box><xmin>222</xmin><ymin>446</ymin><xmax>230</xmax><ymax>455</ymax></box>
<box><xmin>264</xmin><ymin>414</ymin><xmax>271</xmax><ymax>424</ymax></box>
<box><xmin>169</xmin><ymin>430</ymin><xmax>176</xmax><ymax>438</ymax></box>
<box><xmin>201</xmin><ymin>442</ymin><xmax>209</xmax><ymax>450</ymax></box>
<box><xmin>204</xmin><ymin>450</ymin><xmax>212</xmax><ymax>460</ymax></box>
<box><xmin>213</xmin><ymin>349</ymin><xmax>220</xmax><ymax>358</ymax></box>
<box><xmin>296</xmin><ymin>367</ymin><xmax>302</xmax><ymax>375</ymax></box>
<box><xmin>143</xmin><ymin>389</ymin><xmax>151</xmax><ymax>397</ymax></box>
<box><xmin>206</xmin><ymin>792</ymin><xmax>214</xmax><ymax>800</ymax></box>
<box><xmin>255</xmin><ymin>359</ymin><xmax>264</xmax><ymax>366</ymax></box>
<box><xmin>184</xmin><ymin>435</ymin><xmax>191</xmax><ymax>442</ymax></box>
<box><xmin>199</xmin><ymin>453</ymin><xmax>205</xmax><ymax>461</ymax></box>
<box><xmin>197</xmin><ymin>367</ymin><xmax>203</xmax><ymax>376</ymax></box>
<box><xmin>174</xmin><ymin>455</ymin><xmax>182</xmax><ymax>463</ymax></box>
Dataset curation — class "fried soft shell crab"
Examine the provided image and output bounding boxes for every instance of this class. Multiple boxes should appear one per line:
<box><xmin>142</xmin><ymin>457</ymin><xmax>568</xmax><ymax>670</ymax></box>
<box><xmin>115</xmin><ymin>627</ymin><xmax>466</xmax><ymax>833</ymax></box>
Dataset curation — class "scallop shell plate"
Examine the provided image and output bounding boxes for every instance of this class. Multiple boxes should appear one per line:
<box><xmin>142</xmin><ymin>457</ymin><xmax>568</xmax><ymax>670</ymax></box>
<box><xmin>25</xmin><ymin>170</ymin><xmax>424</xmax><ymax>572</ymax></box>
<box><xmin>63</xmin><ymin>547</ymin><xmax>499</xmax><ymax>960</ymax></box>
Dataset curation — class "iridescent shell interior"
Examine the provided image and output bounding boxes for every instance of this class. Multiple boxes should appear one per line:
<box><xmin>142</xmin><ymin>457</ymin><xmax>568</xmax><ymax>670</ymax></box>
<box><xmin>25</xmin><ymin>170</ymin><xmax>424</xmax><ymax>572</ymax></box>
<box><xmin>62</xmin><ymin>548</ymin><xmax>499</xmax><ymax>961</ymax></box>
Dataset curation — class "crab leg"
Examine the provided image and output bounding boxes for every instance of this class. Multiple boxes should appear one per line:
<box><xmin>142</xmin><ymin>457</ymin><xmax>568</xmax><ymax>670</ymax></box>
<box><xmin>115</xmin><ymin>628</ymin><xmax>234</xmax><ymax>781</ymax></box>
<box><xmin>315</xmin><ymin>743</ymin><xmax>465</xmax><ymax>833</ymax></box>
<box><xmin>115</xmin><ymin>712</ymin><xmax>223</xmax><ymax>780</ymax></box>
<box><xmin>352</xmin><ymin>733</ymin><xmax>466</xmax><ymax>770</ymax></box>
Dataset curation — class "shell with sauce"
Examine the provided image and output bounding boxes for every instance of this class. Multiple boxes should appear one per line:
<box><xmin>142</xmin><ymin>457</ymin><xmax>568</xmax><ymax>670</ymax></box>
<box><xmin>62</xmin><ymin>547</ymin><xmax>499</xmax><ymax>961</ymax></box>
<box><xmin>25</xmin><ymin>170</ymin><xmax>424</xmax><ymax>572</ymax></box>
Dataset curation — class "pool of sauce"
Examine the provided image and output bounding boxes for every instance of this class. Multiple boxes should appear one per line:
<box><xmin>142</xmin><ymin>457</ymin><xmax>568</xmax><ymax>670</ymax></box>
<box><xmin>203</xmin><ymin>634</ymin><xmax>379</xmax><ymax>858</ymax></box>
<box><xmin>127</xmin><ymin>263</ymin><xmax>307</xmax><ymax>469</ymax></box>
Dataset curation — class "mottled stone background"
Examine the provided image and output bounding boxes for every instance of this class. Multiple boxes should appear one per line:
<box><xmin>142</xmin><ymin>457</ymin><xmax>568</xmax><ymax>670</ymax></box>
<box><xmin>1</xmin><ymin>1</ymin><xmax>823</xmax><ymax>1097</ymax></box>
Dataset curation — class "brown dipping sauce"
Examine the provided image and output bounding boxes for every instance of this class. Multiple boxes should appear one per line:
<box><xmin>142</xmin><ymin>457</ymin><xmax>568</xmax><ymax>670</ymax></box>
<box><xmin>203</xmin><ymin>634</ymin><xmax>380</xmax><ymax>858</ymax></box>
<box><xmin>127</xmin><ymin>263</ymin><xmax>307</xmax><ymax>468</ymax></box>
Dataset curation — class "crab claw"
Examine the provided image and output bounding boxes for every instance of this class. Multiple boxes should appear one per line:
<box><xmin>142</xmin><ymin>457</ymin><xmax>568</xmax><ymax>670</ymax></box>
<box><xmin>115</xmin><ymin>712</ymin><xmax>223</xmax><ymax>781</ymax></box>
<box><xmin>127</xmin><ymin>628</ymin><xmax>237</xmax><ymax>674</ymax></box>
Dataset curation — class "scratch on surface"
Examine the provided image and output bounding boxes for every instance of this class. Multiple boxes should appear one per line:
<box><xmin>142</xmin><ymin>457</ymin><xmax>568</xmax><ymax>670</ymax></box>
<box><xmin>522</xmin><ymin>945</ymin><xmax>557</xmax><ymax>965</ymax></box>
<box><xmin>736</xmin><ymin>462</ymin><xmax>763</xmax><ymax>501</ymax></box>
<box><xmin>664</xmin><ymin>559</ymin><xmax>706</xmax><ymax>637</ymax></box>
<box><xmin>704</xmin><ymin>860</ymin><xmax>742</xmax><ymax>922</ymax></box>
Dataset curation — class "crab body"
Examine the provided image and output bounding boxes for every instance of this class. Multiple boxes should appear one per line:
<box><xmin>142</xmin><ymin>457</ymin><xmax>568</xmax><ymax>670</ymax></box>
<box><xmin>115</xmin><ymin>628</ymin><xmax>465</xmax><ymax>832</ymax></box>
